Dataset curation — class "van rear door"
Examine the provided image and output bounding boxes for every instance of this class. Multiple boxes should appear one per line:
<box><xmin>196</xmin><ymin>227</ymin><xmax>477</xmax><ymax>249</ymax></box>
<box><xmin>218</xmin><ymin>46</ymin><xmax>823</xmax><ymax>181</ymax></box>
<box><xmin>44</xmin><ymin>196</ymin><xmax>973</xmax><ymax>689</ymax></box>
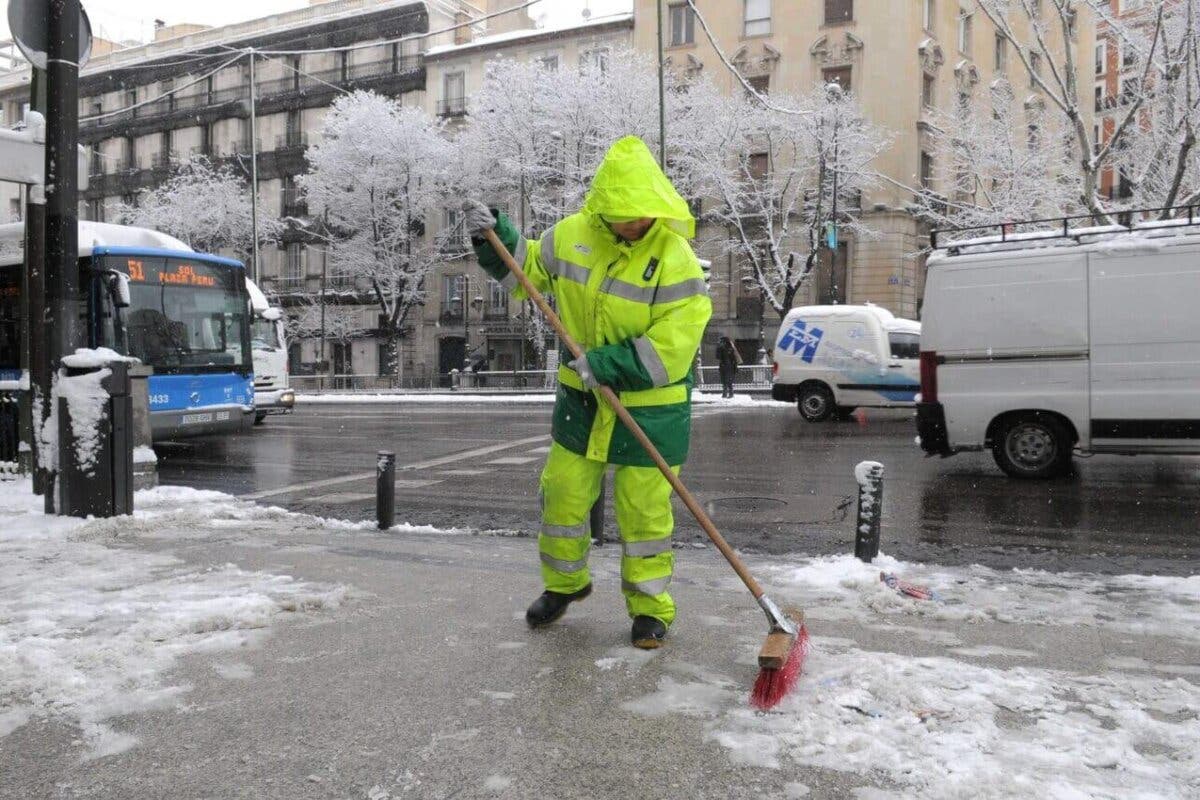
<box><xmin>1088</xmin><ymin>243</ymin><xmax>1200</xmax><ymax>453</ymax></box>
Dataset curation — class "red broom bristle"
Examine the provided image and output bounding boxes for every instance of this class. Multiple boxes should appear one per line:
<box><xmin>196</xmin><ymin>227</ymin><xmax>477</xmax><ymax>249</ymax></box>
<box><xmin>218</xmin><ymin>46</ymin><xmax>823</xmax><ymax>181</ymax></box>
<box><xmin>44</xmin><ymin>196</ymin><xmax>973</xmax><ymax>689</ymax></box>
<box><xmin>749</xmin><ymin>624</ymin><xmax>809</xmax><ymax>711</ymax></box>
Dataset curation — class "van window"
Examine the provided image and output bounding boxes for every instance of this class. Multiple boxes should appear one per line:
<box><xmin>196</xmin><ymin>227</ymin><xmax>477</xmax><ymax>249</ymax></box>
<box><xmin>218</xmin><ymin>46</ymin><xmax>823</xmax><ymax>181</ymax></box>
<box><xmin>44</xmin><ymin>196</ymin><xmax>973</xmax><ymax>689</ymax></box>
<box><xmin>888</xmin><ymin>332</ymin><xmax>920</xmax><ymax>359</ymax></box>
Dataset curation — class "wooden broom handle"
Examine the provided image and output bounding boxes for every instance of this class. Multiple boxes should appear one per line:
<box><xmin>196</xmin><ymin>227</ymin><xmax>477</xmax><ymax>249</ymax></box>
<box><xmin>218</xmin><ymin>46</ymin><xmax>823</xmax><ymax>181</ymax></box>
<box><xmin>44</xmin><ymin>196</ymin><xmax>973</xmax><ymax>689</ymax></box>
<box><xmin>483</xmin><ymin>228</ymin><xmax>766</xmax><ymax>601</ymax></box>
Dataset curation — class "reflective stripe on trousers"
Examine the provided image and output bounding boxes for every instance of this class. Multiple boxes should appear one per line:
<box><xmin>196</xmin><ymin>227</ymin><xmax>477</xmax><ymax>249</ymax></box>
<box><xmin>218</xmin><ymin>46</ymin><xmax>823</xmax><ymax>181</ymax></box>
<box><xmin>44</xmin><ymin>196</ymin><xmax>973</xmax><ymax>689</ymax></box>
<box><xmin>538</xmin><ymin>441</ymin><xmax>678</xmax><ymax>624</ymax></box>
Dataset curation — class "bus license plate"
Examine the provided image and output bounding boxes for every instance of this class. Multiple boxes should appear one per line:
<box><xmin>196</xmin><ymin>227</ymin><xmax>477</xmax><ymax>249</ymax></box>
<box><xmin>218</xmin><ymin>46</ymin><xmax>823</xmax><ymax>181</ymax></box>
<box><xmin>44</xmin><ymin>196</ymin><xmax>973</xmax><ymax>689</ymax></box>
<box><xmin>181</xmin><ymin>413</ymin><xmax>213</xmax><ymax>425</ymax></box>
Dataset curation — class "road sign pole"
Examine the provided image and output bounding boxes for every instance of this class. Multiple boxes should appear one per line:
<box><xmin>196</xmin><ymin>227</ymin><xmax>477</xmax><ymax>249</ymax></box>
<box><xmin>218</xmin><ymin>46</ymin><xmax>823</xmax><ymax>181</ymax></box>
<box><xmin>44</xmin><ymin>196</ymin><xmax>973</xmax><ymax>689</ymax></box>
<box><xmin>42</xmin><ymin>0</ymin><xmax>82</xmax><ymax>512</ymax></box>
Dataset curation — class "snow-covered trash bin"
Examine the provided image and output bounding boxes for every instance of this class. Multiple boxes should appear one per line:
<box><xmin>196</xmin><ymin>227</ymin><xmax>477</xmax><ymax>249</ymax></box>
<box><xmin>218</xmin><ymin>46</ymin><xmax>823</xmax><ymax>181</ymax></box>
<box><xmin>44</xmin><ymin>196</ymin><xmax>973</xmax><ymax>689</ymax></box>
<box><xmin>854</xmin><ymin>461</ymin><xmax>884</xmax><ymax>563</ymax></box>
<box><xmin>54</xmin><ymin>351</ymin><xmax>135</xmax><ymax>518</ymax></box>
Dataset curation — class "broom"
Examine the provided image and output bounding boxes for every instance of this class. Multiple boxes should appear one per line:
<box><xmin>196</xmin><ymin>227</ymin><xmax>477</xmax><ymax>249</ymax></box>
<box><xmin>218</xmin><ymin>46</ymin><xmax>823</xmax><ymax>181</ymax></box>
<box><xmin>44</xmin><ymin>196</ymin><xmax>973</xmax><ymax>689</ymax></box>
<box><xmin>483</xmin><ymin>228</ymin><xmax>809</xmax><ymax>710</ymax></box>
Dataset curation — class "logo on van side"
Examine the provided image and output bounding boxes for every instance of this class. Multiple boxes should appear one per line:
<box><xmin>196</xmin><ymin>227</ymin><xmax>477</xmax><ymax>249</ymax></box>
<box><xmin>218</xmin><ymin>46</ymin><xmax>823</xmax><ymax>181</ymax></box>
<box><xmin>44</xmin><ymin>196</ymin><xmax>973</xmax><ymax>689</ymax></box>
<box><xmin>779</xmin><ymin>321</ymin><xmax>824</xmax><ymax>363</ymax></box>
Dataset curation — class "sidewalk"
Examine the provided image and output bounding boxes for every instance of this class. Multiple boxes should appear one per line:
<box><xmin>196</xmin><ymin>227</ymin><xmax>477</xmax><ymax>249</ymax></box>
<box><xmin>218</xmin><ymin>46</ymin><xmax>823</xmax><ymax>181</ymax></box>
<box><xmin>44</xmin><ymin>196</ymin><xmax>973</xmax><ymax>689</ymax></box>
<box><xmin>2</xmin><ymin>479</ymin><xmax>1198</xmax><ymax>799</ymax></box>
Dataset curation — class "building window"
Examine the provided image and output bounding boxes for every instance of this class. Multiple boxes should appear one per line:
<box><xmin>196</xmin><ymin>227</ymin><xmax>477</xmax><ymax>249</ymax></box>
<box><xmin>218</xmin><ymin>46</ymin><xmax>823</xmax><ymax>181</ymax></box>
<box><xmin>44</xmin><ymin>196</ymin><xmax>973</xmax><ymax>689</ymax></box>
<box><xmin>443</xmin><ymin>274</ymin><xmax>466</xmax><ymax>316</ymax></box>
<box><xmin>824</xmin><ymin>0</ymin><xmax>853</xmax><ymax>24</ymax></box>
<box><xmin>923</xmin><ymin>0</ymin><xmax>935</xmax><ymax>32</ymax></box>
<box><xmin>1121</xmin><ymin>41</ymin><xmax>1137</xmax><ymax>70</ymax></box>
<box><xmin>580</xmin><ymin>47</ymin><xmax>610</xmax><ymax>73</ymax></box>
<box><xmin>957</xmin><ymin>9</ymin><xmax>973</xmax><ymax>55</ymax></box>
<box><xmin>746</xmin><ymin>74</ymin><xmax>770</xmax><ymax>96</ymax></box>
<box><xmin>536</xmin><ymin>54</ymin><xmax>559</xmax><ymax>71</ymax></box>
<box><xmin>1095</xmin><ymin>40</ymin><xmax>1107</xmax><ymax>76</ymax></box>
<box><xmin>744</xmin><ymin>0</ymin><xmax>771</xmax><ymax>37</ymax></box>
<box><xmin>1094</xmin><ymin>83</ymin><xmax>1104</xmax><ymax>112</ymax></box>
<box><xmin>922</xmin><ymin>73</ymin><xmax>936</xmax><ymax>109</ymax></box>
<box><xmin>488</xmin><ymin>279</ymin><xmax>508</xmax><ymax>315</ymax></box>
<box><xmin>282</xmin><ymin>244</ymin><xmax>304</xmax><ymax>290</ymax></box>
<box><xmin>1121</xmin><ymin>76</ymin><xmax>1139</xmax><ymax>104</ymax></box>
<box><xmin>1029</xmin><ymin>51</ymin><xmax>1041</xmax><ymax>87</ymax></box>
<box><xmin>1093</xmin><ymin>123</ymin><xmax>1101</xmax><ymax>155</ymax></box>
<box><xmin>441</xmin><ymin>71</ymin><xmax>466</xmax><ymax>116</ymax></box>
<box><xmin>10</xmin><ymin>198</ymin><xmax>22</xmax><ymax>222</ymax></box>
<box><xmin>920</xmin><ymin>151</ymin><xmax>935</xmax><ymax>189</ymax></box>
<box><xmin>669</xmin><ymin>4</ymin><xmax>694</xmax><ymax>47</ymax></box>
<box><xmin>994</xmin><ymin>35</ymin><xmax>1007</xmax><ymax>71</ymax></box>
<box><xmin>822</xmin><ymin>66</ymin><xmax>851</xmax><ymax>92</ymax></box>
<box><xmin>748</xmin><ymin>152</ymin><xmax>769</xmax><ymax>180</ymax></box>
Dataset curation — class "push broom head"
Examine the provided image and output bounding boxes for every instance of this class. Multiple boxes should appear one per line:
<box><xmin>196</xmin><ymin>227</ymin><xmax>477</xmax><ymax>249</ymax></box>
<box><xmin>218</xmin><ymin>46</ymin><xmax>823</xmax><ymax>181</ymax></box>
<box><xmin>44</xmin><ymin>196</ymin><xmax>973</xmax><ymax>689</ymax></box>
<box><xmin>750</xmin><ymin>608</ymin><xmax>809</xmax><ymax>711</ymax></box>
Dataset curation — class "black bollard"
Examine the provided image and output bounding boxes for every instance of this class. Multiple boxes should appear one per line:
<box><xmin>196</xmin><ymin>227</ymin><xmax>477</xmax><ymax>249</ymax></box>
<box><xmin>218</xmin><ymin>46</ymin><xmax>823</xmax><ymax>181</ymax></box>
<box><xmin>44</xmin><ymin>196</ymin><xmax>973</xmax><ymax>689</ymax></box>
<box><xmin>377</xmin><ymin>451</ymin><xmax>396</xmax><ymax>530</ymax></box>
<box><xmin>854</xmin><ymin>462</ymin><xmax>884</xmax><ymax>563</ymax></box>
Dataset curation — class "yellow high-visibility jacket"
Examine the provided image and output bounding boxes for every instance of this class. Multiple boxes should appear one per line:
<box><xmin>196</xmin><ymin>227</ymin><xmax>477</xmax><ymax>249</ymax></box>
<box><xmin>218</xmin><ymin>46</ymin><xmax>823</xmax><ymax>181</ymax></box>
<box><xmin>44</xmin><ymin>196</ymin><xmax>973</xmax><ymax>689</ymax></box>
<box><xmin>472</xmin><ymin>136</ymin><xmax>712</xmax><ymax>466</ymax></box>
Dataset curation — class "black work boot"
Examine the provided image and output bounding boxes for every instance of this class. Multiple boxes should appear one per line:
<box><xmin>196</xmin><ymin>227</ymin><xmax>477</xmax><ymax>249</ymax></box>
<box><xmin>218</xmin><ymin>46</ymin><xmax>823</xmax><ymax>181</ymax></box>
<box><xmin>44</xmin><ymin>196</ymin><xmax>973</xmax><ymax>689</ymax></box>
<box><xmin>630</xmin><ymin>615</ymin><xmax>668</xmax><ymax>649</ymax></box>
<box><xmin>525</xmin><ymin>584</ymin><xmax>592</xmax><ymax>628</ymax></box>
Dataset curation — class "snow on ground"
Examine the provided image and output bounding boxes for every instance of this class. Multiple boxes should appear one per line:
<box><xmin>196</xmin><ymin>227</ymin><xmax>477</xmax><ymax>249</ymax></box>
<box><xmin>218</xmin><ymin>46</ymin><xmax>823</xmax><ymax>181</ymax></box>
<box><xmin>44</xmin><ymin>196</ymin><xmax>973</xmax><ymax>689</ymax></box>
<box><xmin>0</xmin><ymin>479</ymin><xmax>348</xmax><ymax>760</ymax></box>
<box><xmin>625</xmin><ymin>554</ymin><xmax>1200</xmax><ymax>798</ymax></box>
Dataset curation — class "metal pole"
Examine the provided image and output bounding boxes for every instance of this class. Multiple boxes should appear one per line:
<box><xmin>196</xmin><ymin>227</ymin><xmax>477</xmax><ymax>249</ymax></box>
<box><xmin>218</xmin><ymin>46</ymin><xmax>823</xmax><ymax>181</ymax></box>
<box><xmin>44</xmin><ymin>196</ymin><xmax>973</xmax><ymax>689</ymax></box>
<box><xmin>462</xmin><ymin>274</ymin><xmax>469</xmax><ymax>371</ymax></box>
<box><xmin>376</xmin><ymin>450</ymin><xmax>395</xmax><ymax>530</ymax></box>
<box><xmin>248</xmin><ymin>49</ymin><xmax>260</xmax><ymax>283</ymax></box>
<box><xmin>656</xmin><ymin>0</ymin><xmax>667</xmax><ymax>170</ymax></box>
<box><xmin>22</xmin><ymin>71</ymin><xmax>48</xmax><ymax>488</ymax></box>
<box><xmin>320</xmin><ymin>255</ymin><xmax>326</xmax><ymax>364</ymax></box>
<box><xmin>830</xmin><ymin>115</ymin><xmax>840</xmax><ymax>304</ymax></box>
<box><xmin>44</xmin><ymin>0</ymin><xmax>82</xmax><ymax>513</ymax></box>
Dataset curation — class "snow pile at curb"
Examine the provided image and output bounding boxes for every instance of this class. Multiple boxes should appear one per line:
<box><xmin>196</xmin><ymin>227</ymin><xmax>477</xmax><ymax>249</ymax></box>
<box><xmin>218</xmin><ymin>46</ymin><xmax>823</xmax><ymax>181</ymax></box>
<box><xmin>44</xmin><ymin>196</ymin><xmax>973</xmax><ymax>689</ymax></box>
<box><xmin>764</xmin><ymin>553</ymin><xmax>1200</xmax><ymax>642</ymax></box>
<box><xmin>623</xmin><ymin>553</ymin><xmax>1200</xmax><ymax>797</ymax></box>
<box><xmin>0</xmin><ymin>480</ymin><xmax>348</xmax><ymax>760</ymax></box>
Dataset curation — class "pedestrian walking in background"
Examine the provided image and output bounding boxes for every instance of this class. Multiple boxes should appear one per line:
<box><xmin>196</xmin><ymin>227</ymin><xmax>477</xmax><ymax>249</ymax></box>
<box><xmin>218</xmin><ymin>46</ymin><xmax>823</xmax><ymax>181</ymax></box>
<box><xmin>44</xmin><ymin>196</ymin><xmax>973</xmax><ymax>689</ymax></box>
<box><xmin>716</xmin><ymin>335</ymin><xmax>742</xmax><ymax>398</ymax></box>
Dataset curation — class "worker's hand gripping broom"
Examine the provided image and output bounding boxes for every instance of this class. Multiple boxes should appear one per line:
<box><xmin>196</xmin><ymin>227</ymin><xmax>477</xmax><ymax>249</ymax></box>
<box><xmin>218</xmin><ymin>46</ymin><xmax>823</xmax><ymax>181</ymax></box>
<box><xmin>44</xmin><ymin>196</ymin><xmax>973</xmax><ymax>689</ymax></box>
<box><xmin>483</xmin><ymin>228</ymin><xmax>808</xmax><ymax>710</ymax></box>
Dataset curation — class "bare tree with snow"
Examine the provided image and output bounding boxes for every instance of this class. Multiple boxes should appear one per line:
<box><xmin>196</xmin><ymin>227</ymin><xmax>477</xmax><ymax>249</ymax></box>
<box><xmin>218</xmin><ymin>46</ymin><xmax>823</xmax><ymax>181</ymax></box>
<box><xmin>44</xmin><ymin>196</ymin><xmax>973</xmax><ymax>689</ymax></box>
<box><xmin>299</xmin><ymin>91</ymin><xmax>455</xmax><ymax>379</ymax></box>
<box><xmin>675</xmin><ymin>80</ymin><xmax>888</xmax><ymax>317</ymax></box>
<box><xmin>935</xmin><ymin>0</ymin><xmax>1200</xmax><ymax>227</ymax></box>
<box><xmin>115</xmin><ymin>154</ymin><xmax>282</xmax><ymax>260</ymax></box>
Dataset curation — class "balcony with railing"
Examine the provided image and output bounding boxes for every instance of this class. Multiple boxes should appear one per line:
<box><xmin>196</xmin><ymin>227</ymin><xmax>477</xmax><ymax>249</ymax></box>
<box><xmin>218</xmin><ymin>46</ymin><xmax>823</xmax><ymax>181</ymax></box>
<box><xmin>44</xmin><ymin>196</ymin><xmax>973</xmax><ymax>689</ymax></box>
<box><xmin>276</xmin><ymin>275</ymin><xmax>307</xmax><ymax>293</ymax></box>
<box><xmin>275</xmin><ymin>131</ymin><xmax>309</xmax><ymax>151</ymax></box>
<box><xmin>282</xmin><ymin>188</ymin><xmax>308</xmax><ymax>218</ymax></box>
<box><xmin>438</xmin><ymin>96</ymin><xmax>468</xmax><ymax>117</ymax></box>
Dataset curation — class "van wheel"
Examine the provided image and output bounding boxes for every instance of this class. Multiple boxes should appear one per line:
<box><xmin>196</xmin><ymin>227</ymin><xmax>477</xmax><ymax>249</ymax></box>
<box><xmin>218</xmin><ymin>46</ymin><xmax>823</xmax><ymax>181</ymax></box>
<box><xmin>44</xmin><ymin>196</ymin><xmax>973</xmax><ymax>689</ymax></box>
<box><xmin>992</xmin><ymin>414</ymin><xmax>1073</xmax><ymax>479</ymax></box>
<box><xmin>797</xmin><ymin>383</ymin><xmax>835</xmax><ymax>422</ymax></box>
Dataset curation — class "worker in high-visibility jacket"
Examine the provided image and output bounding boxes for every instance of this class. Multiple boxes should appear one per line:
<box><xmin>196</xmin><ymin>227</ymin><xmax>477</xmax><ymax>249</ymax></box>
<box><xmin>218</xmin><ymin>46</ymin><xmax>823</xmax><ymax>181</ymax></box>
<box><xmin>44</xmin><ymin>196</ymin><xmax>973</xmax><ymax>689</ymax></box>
<box><xmin>463</xmin><ymin>135</ymin><xmax>712</xmax><ymax>648</ymax></box>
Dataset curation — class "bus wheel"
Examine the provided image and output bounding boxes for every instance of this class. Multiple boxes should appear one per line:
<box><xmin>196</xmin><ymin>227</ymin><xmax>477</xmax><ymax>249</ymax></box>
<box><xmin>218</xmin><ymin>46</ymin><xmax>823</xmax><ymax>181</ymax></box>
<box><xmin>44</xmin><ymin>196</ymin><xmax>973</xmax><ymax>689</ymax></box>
<box><xmin>797</xmin><ymin>383</ymin><xmax>834</xmax><ymax>422</ymax></box>
<box><xmin>992</xmin><ymin>413</ymin><xmax>1073</xmax><ymax>479</ymax></box>
<box><xmin>254</xmin><ymin>412</ymin><xmax>267</xmax><ymax>426</ymax></box>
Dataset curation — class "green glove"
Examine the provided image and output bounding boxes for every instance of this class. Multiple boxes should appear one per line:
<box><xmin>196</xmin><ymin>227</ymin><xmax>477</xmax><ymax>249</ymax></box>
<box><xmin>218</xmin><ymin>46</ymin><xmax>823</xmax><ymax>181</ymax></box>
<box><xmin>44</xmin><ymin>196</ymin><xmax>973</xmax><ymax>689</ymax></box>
<box><xmin>469</xmin><ymin>207</ymin><xmax>522</xmax><ymax>282</ymax></box>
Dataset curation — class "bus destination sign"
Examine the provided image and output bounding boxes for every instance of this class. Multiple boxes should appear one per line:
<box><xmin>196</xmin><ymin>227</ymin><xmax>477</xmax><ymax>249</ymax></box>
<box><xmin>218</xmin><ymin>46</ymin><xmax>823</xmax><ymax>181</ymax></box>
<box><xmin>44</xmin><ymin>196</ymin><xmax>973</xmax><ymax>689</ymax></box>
<box><xmin>126</xmin><ymin>258</ymin><xmax>220</xmax><ymax>288</ymax></box>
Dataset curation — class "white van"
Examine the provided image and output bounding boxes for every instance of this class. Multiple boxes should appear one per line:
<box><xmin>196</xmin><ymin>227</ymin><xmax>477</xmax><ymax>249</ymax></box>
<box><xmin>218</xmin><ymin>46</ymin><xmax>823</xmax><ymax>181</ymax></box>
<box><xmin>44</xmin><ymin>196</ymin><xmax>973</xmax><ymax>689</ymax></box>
<box><xmin>771</xmin><ymin>304</ymin><xmax>921</xmax><ymax>421</ymax></box>
<box><xmin>917</xmin><ymin>219</ymin><xmax>1200</xmax><ymax>478</ymax></box>
<box><xmin>246</xmin><ymin>278</ymin><xmax>294</xmax><ymax>425</ymax></box>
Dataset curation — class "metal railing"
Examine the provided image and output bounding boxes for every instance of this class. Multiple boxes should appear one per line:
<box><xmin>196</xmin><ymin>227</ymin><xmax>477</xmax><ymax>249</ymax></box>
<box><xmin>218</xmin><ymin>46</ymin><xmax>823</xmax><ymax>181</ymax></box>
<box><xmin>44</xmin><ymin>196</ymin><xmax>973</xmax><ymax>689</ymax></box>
<box><xmin>288</xmin><ymin>365</ymin><xmax>775</xmax><ymax>395</ymax></box>
<box><xmin>438</xmin><ymin>97</ymin><xmax>468</xmax><ymax>117</ymax></box>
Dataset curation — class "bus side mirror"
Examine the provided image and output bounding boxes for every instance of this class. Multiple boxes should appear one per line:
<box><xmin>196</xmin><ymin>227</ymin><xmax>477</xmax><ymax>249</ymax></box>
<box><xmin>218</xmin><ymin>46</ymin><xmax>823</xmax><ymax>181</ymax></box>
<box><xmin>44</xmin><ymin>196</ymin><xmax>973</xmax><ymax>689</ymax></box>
<box><xmin>105</xmin><ymin>271</ymin><xmax>131</xmax><ymax>309</ymax></box>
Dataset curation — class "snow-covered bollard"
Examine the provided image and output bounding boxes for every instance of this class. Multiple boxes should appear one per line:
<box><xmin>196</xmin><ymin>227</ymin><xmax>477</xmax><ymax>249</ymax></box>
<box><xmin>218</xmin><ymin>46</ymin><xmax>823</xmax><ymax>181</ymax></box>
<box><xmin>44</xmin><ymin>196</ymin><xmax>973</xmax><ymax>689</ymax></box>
<box><xmin>376</xmin><ymin>450</ymin><xmax>396</xmax><ymax>530</ymax></box>
<box><xmin>854</xmin><ymin>461</ymin><xmax>884</xmax><ymax>563</ymax></box>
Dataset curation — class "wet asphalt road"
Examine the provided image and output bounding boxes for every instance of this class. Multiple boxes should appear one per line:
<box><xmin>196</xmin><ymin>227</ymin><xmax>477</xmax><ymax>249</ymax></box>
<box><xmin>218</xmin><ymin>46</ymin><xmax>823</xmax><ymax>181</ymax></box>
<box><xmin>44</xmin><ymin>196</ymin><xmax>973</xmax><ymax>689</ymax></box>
<box><xmin>154</xmin><ymin>400</ymin><xmax>1200</xmax><ymax>576</ymax></box>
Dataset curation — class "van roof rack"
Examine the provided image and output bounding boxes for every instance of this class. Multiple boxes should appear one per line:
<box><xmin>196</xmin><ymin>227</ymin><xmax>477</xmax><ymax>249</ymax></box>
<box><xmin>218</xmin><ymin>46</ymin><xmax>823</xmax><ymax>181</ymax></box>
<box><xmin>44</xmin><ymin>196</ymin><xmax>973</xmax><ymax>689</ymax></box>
<box><xmin>930</xmin><ymin>204</ymin><xmax>1200</xmax><ymax>254</ymax></box>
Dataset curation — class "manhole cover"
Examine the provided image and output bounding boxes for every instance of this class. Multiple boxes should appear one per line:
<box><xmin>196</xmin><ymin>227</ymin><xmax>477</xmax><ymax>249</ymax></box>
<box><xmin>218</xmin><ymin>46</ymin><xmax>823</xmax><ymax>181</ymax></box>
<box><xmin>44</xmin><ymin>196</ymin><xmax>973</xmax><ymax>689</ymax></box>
<box><xmin>708</xmin><ymin>496</ymin><xmax>788</xmax><ymax>513</ymax></box>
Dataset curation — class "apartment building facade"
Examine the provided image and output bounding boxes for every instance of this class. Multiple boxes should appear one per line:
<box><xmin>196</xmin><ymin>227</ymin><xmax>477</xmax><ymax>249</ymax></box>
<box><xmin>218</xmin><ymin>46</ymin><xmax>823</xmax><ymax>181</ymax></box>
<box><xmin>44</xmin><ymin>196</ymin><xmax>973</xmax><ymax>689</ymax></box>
<box><xmin>631</xmin><ymin>0</ymin><xmax>1095</xmax><ymax>347</ymax></box>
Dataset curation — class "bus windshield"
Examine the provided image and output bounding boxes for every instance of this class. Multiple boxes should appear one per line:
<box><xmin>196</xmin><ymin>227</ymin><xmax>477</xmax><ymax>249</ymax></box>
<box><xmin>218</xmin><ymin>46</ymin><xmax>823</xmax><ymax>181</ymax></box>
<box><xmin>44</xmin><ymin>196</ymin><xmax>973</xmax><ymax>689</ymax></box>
<box><xmin>96</xmin><ymin>255</ymin><xmax>250</xmax><ymax>374</ymax></box>
<box><xmin>251</xmin><ymin>317</ymin><xmax>282</xmax><ymax>352</ymax></box>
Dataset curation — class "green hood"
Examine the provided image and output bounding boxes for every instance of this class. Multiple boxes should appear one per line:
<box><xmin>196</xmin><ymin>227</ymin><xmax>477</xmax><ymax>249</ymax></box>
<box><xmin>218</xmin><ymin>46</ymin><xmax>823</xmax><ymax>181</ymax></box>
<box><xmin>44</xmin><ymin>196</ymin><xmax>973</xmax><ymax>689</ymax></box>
<box><xmin>582</xmin><ymin>136</ymin><xmax>695</xmax><ymax>239</ymax></box>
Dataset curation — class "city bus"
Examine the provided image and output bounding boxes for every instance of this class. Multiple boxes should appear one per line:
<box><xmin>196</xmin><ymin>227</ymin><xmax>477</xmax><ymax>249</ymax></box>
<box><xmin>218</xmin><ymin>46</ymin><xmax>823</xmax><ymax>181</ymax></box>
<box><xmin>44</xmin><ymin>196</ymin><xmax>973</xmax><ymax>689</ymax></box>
<box><xmin>0</xmin><ymin>221</ymin><xmax>254</xmax><ymax>440</ymax></box>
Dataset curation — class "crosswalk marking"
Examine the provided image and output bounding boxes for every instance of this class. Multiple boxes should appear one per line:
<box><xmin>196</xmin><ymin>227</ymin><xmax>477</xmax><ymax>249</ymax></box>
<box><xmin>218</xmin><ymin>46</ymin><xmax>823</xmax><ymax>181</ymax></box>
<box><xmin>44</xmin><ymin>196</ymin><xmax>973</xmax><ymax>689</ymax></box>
<box><xmin>487</xmin><ymin>456</ymin><xmax>539</xmax><ymax>465</ymax></box>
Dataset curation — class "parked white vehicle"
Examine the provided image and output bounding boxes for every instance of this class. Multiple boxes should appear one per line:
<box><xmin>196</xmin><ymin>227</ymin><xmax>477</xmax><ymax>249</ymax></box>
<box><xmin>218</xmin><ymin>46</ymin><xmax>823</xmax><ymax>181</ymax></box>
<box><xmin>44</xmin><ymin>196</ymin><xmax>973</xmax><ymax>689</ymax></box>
<box><xmin>770</xmin><ymin>304</ymin><xmax>921</xmax><ymax>421</ymax></box>
<box><xmin>246</xmin><ymin>278</ymin><xmax>294</xmax><ymax>425</ymax></box>
<box><xmin>917</xmin><ymin>216</ymin><xmax>1200</xmax><ymax>478</ymax></box>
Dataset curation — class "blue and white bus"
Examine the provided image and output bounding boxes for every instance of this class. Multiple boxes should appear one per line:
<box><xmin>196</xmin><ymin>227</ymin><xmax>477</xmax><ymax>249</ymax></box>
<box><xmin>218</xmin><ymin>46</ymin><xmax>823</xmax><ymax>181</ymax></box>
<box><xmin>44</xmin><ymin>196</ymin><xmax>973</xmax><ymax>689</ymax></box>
<box><xmin>0</xmin><ymin>221</ymin><xmax>254</xmax><ymax>440</ymax></box>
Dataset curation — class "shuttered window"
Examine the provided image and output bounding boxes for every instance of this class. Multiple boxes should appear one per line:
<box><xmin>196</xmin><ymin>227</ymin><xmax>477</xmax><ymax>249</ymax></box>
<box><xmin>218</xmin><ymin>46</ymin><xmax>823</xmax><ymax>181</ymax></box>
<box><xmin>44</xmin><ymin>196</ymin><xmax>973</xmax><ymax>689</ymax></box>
<box><xmin>824</xmin><ymin>0</ymin><xmax>853</xmax><ymax>24</ymax></box>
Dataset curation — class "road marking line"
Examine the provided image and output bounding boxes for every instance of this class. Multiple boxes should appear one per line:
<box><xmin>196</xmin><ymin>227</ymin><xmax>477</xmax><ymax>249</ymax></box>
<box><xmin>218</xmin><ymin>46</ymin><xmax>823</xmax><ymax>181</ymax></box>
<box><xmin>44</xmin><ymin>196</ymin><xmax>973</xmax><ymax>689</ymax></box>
<box><xmin>241</xmin><ymin>434</ymin><xmax>547</xmax><ymax>500</ymax></box>
<box><xmin>487</xmin><ymin>456</ymin><xmax>539</xmax><ymax>465</ymax></box>
<box><xmin>310</xmin><ymin>492</ymin><xmax>376</xmax><ymax>504</ymax></box>
<box><xmin>438</xmin><ymin>469</ymin><xmax>494</xmax><ymax>476</ymax></box>
<box><xmin>399</xmin><ymin>435</ymin><xmax>548</xmax><ymax>471</ymax></box>
<box><xmin>526</xmin><ymin>446</ymin><xmax>552</xmax><ymax>454</ymax></box>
